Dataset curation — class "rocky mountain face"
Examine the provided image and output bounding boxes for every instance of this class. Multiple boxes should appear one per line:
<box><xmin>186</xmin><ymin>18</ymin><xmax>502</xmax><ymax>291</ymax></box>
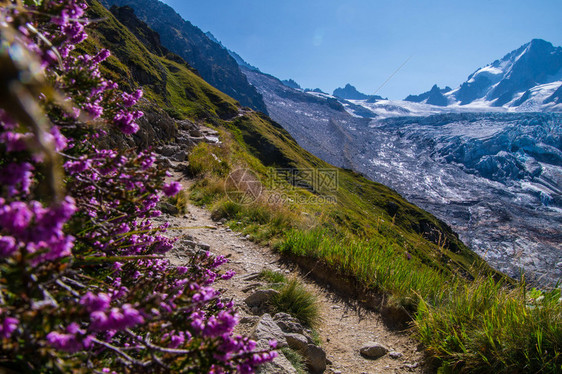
<box><xmin>99</xmin><ymin>0</ymin><xmax>268</xmax><ymax>114</ymax></box>
<box><xmin>333</xmin><ymin>84</ymin><xmax>370</xmax><ymax>100</ymax></box>
<box><xmin>204</xmin><ymin>31</ymin><xmax>262</xmax><ymax>73</ymax></box>
<box><xmin>281</xmin><ymin>79</ymin><xmax>302</xmax><ymax>90</ymax></box>
<box><xmin>242</xmin><ymin>68</ymin><xmax>371</xmax><ymax>170</ymax></box>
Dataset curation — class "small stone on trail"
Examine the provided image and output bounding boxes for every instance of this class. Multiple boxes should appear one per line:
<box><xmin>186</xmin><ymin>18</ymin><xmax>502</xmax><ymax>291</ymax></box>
<box><xmin>389</xmin><ymin>351</ymin><xmax>403</xmax><ymax>359</ymax></box>
<box><xmin>403</xmin><ymin>362</ymin><xmax>419</xmax><ymax>369</ymax></box>
<box><xmin>360</xmin><ymin>342</ymin><xmax>389</xmax><ymax>359</ymax></box>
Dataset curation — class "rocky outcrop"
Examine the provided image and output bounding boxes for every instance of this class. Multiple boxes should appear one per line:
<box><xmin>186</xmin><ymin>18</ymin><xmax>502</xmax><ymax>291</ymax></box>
<box><xmin>248</xmin><ymin>312</ymin><xmax>327</xmax><ymax>373</ymax></box>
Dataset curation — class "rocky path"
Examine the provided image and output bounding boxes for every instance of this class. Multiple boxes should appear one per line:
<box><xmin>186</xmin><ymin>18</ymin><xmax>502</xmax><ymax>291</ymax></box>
<box><xmin>158</xmin><ymin>176</ymin><xmax>425</xmax><ymax>373</ymax></box>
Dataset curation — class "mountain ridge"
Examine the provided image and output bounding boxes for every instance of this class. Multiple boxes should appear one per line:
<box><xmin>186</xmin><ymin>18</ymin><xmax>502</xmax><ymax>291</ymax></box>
<box><xmin>99</xmin><ymin>0</ymin><xmax>268</xmax><ymax>114</ymax></box>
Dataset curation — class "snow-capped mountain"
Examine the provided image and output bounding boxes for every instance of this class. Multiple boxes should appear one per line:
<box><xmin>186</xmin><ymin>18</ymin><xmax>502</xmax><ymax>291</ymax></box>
<box><xmin>406</xmin><ymin>39</ymin><xmax>562</xmax><ymax>111</ymax></box>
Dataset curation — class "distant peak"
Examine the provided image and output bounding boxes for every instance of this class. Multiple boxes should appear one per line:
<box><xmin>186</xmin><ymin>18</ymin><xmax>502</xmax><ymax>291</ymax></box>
<box><xmin>522</xmin><ymin>39</ymin><xmax>554</xmax><ymax>54</ymax></box>
<box><xmin>528</xmin><ymin>38</ymin><xmax>551</xmax><ymax>47</ymax></box>
<box><xmin>404</xmin><ymin>84</ymin><xmax>450</xmax><ymax>106</ymax></box>
<box><xmin>333</xmin><ymin>84</ymin><xmax>370</xmax><ymax>100</ymax></box>
<box><xmin>282</xmin><ymin>79</ymin><xmax>302</xmax><ymax>90</ymax></box>
<box><xmin>204</xmin><ymin>31</ymin><xmax>221</xmax><ymax>45</ymax></box>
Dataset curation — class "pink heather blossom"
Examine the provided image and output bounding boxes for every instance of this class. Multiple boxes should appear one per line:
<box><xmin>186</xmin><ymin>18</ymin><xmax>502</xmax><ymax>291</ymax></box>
<box><xmin>122</xmin><ymin>89</ymin><xmax>143</xmax><ymax>107</ymax></box>
<box><xmin>114</xmin><ymin>110</ymin><xmax>140</xmax><ymax>134</ymax></box>
<box><xmin>80</xmin><ymin>292</ymin><xmax>111</xmax><ymax>313</ymax></box>
<box><xmin>0</xmin><ymin>236</ymin><xmax>18</xmax><ymax>257</ymax></box>
<box><xmin>90</xmin><ymin>305</ymin><xmax>144</xmax><ymax>331</ymax></box>
<box><xmin>46</xmin><ymin>323</ymin><xmax>93</xmax><ymax>353</ymax></box>
<box><xmin>162</xmin><ymin>181</ymin><xmax>182</xmax><ymax>197</ymax></box>
<box><xmin>0</xmin><ymin>162</ymin><xmax>34</xmax><ymax>195</ymax></box>
<box><xmin>0</xmin><ymin>131</ymin><xmax>29</xmax><ymax>152</ymax></box>
<box><xmin>49</xmin><ymin>126</ymin><xmax>68</xmax><ymax>152</ymax></box>
<box><xmin>92</xmin><ymin>49</ymin><xmax>111</xmax><ymax>64</ymax></box>
<box><xmin>0</xmin><ymin>201</ymin><xmax>33</xmax><ymax>234</ymax></box>
<box><xmin>221</xmin><ymin>270</ymin><xmax>236</xmax><ymax>280</ymax></box>
<box><xmin>0</xmin><ymin>317</ymin><xmax>19</xmax><ymax>339</ymax></box>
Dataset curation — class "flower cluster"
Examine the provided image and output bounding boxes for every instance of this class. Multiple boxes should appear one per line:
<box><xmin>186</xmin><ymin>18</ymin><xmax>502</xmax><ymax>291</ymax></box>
<box><xmin>0</xmin><ymin>1</ymin><xmax>273</xmax><ymax>373</ymax></box>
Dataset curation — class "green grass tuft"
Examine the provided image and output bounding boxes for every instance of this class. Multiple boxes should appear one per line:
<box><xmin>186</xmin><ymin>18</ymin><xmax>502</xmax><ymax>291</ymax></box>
<box><xmin>280</xmin><ymin>347</ymin><xmax>307</xmax><ymax>374</ymax></box>
<box><xmin>416</xmin><ymin>278</ymin><xmax>562</xmax><ymax>373</ymax></box>
<box><xmin>272</xmin><ymin>278</ymin><xmax>321</xmax><ymax>328</ymax></box>
<box><xmin>168</xmin><ymin>189</ymin><xmax>189</xmax><ymax>215</ymax></box>
<box><xmin>259</xmin><ymin>269</ymin><xmax>288</xmax><ymax>286</ymax></box>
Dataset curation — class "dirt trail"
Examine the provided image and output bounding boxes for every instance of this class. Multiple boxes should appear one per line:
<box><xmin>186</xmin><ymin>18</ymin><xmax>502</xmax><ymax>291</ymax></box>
<box><xmin>160</xmin><ymin>175</ymin><xmax>425</xmax><ymax>374</ymax></box>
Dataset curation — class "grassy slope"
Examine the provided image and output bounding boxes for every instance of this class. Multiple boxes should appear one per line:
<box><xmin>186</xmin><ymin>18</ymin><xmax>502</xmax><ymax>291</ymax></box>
<box><xmin>86</xmin><ymin>2</ymin><xmax>562</xmax><ymax>372</ymax></box>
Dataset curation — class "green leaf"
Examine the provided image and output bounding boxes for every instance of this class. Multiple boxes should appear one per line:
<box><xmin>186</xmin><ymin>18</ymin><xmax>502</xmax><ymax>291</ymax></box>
<box><xmin>24</xmin><ymin>0</ymin><xmax>43</xmax><ymax>6</ymax></box>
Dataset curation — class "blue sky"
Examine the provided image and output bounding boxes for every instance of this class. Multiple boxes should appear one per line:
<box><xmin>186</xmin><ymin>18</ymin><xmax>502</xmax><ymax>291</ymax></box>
<box><xmin>159</xmin><ymin>0</ymin><xmax>562</xmax><ymax>100</ymax></box>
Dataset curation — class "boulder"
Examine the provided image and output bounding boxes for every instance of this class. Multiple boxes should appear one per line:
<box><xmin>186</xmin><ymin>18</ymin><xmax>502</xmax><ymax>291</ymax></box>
<box><xmin>252</xmin><ymin>314</ymin><xmax>287</xmax><ymax>348</ymax></box>
<box><xmin>285</xmin><ymin>333</ymin><xmax>308</xmax><ymax>352</ymax></box>
<box><xmin>273</xmin><ymin>313</ymin><xmax>305</xmax><ymax>335</ymax></box>
<box><xmin>360</xmin><ymin>342</ymin><xmax>389</xmax><ymax>359</ymax></box>
<box><xmin>245</xmin><ymin>289</ymin><xmax>280</xmax><ymax>307</ymax></box>
<box><xmin>306</xmin><ymin>344</ymin><xmax>327</xmax><ymax>373</ymax></box>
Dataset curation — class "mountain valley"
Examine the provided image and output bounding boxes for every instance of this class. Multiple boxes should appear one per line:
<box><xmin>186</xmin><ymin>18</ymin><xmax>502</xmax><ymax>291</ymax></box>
<box><xmin>236</xmin><ymin>40</ymin><xmax>562</xmax><ymax>284</ymax></box>
<box><xmin>104</xmin><ymin>0</ymin><xmax>562</xmax><ymax>284</ymax></box>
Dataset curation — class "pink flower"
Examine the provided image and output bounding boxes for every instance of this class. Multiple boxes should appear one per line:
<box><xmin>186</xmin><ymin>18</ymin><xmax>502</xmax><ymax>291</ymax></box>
<box><xmin>162</xmin><ymin>181</ymin><xmax>182</xmax><ymax>197</ymax></box>
<box><xmin>0</xmin><ymin>317</ymin><xmax>19</xmax><ymax>338</ymax></box>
